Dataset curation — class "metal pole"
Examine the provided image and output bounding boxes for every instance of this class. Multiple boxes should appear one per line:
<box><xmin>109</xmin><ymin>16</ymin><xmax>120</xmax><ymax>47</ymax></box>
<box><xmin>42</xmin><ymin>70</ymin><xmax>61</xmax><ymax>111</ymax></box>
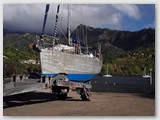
<box><xmin>149</xmin><ymin>68</ymin><xmax>152</xmax><ymax>85</ymax></box>
<box><xmin>68</xmin><ymin>4</ymin><xmax>71</xmax><ymax>46</ymax></box>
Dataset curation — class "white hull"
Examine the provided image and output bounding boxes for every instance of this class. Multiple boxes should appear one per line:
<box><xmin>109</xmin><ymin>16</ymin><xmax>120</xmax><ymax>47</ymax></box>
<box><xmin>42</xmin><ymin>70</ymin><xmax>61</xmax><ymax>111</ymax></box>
<box><xmin>40</xmin><ymin>49</ymin><xmax>102</xmax><ymax>81</ymax></box>
<box><xmin>103</xmin><ymin>74</ymin><xmax>112</xmax><ymax>77</ymax></box>
<box><xmin>142</xmin><ymin>75</ymin><xmax>151</xmax><ymax>78</ymax></box>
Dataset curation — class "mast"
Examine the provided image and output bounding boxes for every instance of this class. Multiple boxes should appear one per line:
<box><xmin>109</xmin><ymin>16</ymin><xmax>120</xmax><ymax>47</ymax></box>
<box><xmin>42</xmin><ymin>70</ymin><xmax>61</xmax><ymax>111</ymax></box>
<box><xmin>68</xmin><ymin>4</ymin><xmax>71</xmax><ymax>46</ymax></box>
<box><xmin>42</xmin><ymin>4</ymin><xmax>50</xmax><ymax>36</ymax></box>
<box><xmin>86</xmin><ymin>26</ymin><xmax>88</xmax><ymax>54</ymax></box>
<box><xmin>106</xmin><ymin>64</ymin><xmax>109</xmax><ymax>75</ymax></box>
<box><xmin>144</xmin><ymin>67</ymin><xmax>146</xmax><ymax>76</ymax></box>
<box><xmin>98</xmin><ymin>43</ymin><xmax>102</xmax><ymax>61</ymax></box>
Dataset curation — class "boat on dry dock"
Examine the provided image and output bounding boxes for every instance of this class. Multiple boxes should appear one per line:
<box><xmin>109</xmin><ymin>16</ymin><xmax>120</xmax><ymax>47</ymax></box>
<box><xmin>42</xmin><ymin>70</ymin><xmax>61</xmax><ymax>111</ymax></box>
<box><xmin>37</xmin><ymin>4</ymin><xmax>102</xmax><ymax>82</ymax></box>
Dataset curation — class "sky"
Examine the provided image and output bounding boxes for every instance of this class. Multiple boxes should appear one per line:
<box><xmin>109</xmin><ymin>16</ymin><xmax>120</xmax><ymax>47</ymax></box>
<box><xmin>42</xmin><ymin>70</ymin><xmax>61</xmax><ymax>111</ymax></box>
<box><xmin>3</xmin><ymin>4</ymin><xmax>155</xmax><ymax>34</ymax></box>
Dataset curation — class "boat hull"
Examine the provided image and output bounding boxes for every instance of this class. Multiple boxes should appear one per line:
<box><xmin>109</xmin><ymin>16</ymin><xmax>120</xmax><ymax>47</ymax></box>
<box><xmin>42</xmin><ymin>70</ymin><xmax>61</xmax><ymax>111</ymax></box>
<box><xmin>40</xmin><ymin>49</ymin><xmax>102</xmax><ymax>82</ymax></box>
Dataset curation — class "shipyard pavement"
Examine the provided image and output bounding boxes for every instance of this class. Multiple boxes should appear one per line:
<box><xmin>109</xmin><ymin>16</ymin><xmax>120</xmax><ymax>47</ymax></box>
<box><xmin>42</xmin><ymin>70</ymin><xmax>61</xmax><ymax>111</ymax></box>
<box><xmin>3</xmin><ymin>88</ymin><xmax>155</xmax><ymax>116</ymax></box>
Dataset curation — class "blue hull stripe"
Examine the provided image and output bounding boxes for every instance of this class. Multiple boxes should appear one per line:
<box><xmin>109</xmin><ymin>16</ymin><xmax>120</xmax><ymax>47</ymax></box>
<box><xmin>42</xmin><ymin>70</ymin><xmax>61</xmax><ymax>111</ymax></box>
<box><xmin>67</xmin><ymin>74</ymin><xmax>97</xmax><ymax>81</ymax></box>
<box><xmin>42</xmin><ymin>73</ymin><xmax>97</xmax><ymax>82</ymax></box>
<box><xmin>42</xmin><ymin>73</ymin><xmax>57</xmax><ymax>77</ymax></box>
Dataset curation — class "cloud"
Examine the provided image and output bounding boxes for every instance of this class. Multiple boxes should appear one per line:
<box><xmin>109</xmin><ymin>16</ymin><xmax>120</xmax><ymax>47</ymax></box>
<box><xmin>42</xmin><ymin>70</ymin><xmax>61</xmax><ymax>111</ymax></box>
<box><xmin>3</xmin><ymin>4</ymin><xmax>142</xmax><ymax>34</ymax></box>
<box><xmin>111</xmin><ymin>4</ymin><xmax>141</xmax><ymax>20</ymax></box>
<box><xmin>69</xmin><ymin>4</ymin><xmax>123</xmax><ymax>28</ymax></box>
<box><xmin>4</xmin><ymin>4</ymin><xmax>47</xmax><ymax>33</ymax></box>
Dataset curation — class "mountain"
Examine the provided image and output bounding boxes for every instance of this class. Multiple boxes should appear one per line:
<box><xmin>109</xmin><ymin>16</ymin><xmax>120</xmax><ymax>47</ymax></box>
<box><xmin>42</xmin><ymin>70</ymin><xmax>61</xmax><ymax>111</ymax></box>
<box><xmin>73</xmin><ymin>24</ymin><xmax>155</xmax><ymax>51</ymax></box>
<box><xmin>3</xmin><ymin>33</ymin><xmax>37</xmax><ymax>49</ymax></box>
<box><xmin>3</xmin><ymin>25</ymin><xmax>155</xmax><ymax>58</ymax></box>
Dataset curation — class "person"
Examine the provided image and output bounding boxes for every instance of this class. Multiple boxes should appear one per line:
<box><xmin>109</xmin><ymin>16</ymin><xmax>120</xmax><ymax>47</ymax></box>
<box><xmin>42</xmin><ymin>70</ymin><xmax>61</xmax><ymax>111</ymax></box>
<box><xmin>96</xmin><ymin>53</ymin><xmax>100</xmax><ymax>58</ymax></box>
<box><xmin>12</xmin><ymin>73</ymin><xmax>16</xmax><ymax>82</ymax></box>
<box><xmin>42</xmin><ymin>75</ymin><xmax>46</xmax><ymax>83</ymax></box>
<box><xmin>75</xmin><ymin>44</ymin><xmax>80</xmax><ymax>54</ymax></box>
<box><xmin>48</xmin><ymin>76</ymin><xmax>51</xmax><ymax>87</ymax></box>
<box><xmin>12</xmin><ymin>73</ymin><xmax>16</xmax><ymax>87</ymax></box>
<box><xmin>19</xmin><ymin>74</ymin><xmax>23</xmax><ymax>81</ymax></box>
<box><xmin>52</xmin><ymin>80</ymin><xmax>58</xmax><ymax>94</ymax></box>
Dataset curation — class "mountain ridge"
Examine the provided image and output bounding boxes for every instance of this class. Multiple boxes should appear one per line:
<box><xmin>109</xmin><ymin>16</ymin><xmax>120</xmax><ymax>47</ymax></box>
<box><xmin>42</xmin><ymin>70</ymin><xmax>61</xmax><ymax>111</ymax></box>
<box><xmin>3</xmin><ymin>25</ymin><xmax>155</xmax><ymax>59</ymax></box>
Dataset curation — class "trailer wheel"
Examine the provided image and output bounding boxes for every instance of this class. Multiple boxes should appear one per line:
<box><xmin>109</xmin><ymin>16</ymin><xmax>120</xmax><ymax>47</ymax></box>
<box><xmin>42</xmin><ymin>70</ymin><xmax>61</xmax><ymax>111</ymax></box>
<box><xmin>56</xmin><ymin>93</ymin><xmax>67</xmax><ymax>100</ymax></box>
<box><xmin>81</xmin><ymin>94</ymin><xmax>90</xmax><ymax>101</ymax></box>
<box><xmin>51</xmin><ymin>85</ymin><xmax>68</xmax><ymax>100</ymax></box>
<box><xmin>80</xmin><ymin>85</ymin><xmax>91</xmax><ymax>101</ymax></box>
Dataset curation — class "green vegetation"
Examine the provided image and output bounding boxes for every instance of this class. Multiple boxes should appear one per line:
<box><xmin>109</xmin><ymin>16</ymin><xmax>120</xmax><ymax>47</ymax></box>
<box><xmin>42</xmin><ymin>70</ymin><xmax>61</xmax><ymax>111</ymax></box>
<box><xmin>101</xmin><ymin>46</ymin><xmax>155</xmax><ymax>76</ymax></box>
<box><xmin>3</xmin><ymin>47</ymin><xmax>40</xmax><ymax>77</ymax></box>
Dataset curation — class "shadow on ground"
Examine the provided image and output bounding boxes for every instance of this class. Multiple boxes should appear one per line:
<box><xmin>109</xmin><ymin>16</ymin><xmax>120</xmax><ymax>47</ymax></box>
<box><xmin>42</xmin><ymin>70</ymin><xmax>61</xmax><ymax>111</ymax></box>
<box><xmin>135</xmin><ymin>87</ymin><xmax>155</xmax><ymax>99</ymax></box>
<box><xmin>3</xmin><ymin>91</ymin><xmax>82</xmax><ymax>109</ymax></box>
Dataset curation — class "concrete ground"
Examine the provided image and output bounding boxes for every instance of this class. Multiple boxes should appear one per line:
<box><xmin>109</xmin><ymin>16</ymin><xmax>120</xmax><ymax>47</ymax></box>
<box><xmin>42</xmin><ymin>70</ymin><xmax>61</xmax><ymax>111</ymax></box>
<box><xmin>3</xmin><ymin>88</ymin><xmax>155</xmax><ymax>116</ymax></box>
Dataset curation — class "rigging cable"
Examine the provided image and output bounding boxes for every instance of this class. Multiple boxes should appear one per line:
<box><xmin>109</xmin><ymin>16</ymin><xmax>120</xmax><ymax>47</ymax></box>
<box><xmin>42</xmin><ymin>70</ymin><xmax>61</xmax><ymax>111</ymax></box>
<box><xmin>53</xmin><ymin>4</ymin><xmax>60</xmax><ymax>44</ymax></box>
